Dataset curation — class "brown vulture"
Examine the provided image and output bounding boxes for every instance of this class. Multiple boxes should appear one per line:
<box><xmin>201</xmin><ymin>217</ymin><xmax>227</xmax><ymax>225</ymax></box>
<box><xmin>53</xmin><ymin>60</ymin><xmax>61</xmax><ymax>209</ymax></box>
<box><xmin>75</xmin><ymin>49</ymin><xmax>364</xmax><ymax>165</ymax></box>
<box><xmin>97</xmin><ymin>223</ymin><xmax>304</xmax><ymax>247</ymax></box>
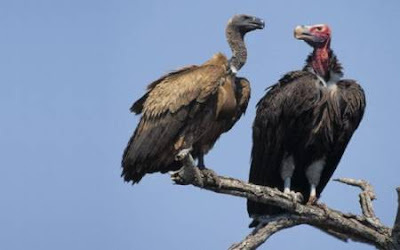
<box><xmin>247</xmin><ymin>24</ymin><xmax>366</xmax><ymax>224</ymax></box>
<box><xmin>122</xmin><ymin>14</ymin><xmax>264</xmax><ymax>184</ymax></box>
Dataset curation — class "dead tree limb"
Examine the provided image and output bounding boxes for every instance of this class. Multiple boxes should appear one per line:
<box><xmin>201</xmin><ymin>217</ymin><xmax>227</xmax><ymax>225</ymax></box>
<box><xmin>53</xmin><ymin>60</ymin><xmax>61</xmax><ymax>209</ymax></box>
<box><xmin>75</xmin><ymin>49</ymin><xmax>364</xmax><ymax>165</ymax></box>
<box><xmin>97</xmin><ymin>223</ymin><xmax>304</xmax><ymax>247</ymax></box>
<box><xmin>334</xmin><ymin>178</ymin><xmax>378</xmax><ymax>221</ymax></box>
<box><xmin>228</xmin><ymin>215</ymin><xmax>302</xmax><ymax>250</ymax></box>
<box><xmin>171</xmin><ymin>155</ymin><xmax>400</xmax><ymax>250</ymax></box>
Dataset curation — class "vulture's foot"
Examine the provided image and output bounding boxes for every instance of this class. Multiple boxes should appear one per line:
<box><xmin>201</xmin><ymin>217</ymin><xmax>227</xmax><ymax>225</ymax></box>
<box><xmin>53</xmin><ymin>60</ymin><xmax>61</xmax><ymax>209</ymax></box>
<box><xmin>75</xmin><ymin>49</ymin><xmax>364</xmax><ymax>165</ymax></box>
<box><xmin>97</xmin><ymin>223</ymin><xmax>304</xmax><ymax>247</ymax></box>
<box><xmin>285</xmin><ymin>190</ymin><xmax>303</xmax><ymax>203</ymax></box>
<box><xmin>200</xmin><ymin>168</ymin><xmax>221</xmax><ymax>188</ymax></box>
<box><xmin>171</xmin><ymin>165</ymin><xmax>204</xmax><ymax>187</ymax></box>
<box><xmin>172</xmin><ymin>148</ymin><xmax>204</xmax><ymax>186</ymax></box>
<box><xmin>290</xmin><ymin>191</ymin><xmax>304</xmax><ymax>203</ymax></box>
<box><xmin>306</xmin><ymin>195</ymin><xmax>318</xmax><ymax>205</ymax></box>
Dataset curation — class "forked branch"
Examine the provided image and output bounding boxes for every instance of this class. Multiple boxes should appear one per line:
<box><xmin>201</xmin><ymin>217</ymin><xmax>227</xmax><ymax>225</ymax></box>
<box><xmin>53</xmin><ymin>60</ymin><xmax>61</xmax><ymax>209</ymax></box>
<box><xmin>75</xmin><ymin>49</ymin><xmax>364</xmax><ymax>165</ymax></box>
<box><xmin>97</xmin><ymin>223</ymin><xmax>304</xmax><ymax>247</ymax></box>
<box><xmin>171</xmin><ymin>155</ymin><xmax>400</xmax><ymax>250</ymax></box>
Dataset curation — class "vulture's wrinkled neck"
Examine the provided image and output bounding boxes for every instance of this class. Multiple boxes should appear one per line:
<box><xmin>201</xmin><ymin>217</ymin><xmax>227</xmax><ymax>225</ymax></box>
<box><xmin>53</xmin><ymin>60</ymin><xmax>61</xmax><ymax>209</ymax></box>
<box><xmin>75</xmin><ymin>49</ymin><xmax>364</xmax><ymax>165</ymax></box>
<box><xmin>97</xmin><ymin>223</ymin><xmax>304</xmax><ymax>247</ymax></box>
<box><xmin>226</xmin><ymin>26</ymin><xmax>247</xmax><ymax>73</ymax></box>
<box><xmin>304</xmin><ymin>40</ymin><xmax>343</xmax><ymax>82</ymax></box>
<box><xmin>311</xmin><ymin>46</ymin><xmax>330</xmax><ymax>79</ymax></box>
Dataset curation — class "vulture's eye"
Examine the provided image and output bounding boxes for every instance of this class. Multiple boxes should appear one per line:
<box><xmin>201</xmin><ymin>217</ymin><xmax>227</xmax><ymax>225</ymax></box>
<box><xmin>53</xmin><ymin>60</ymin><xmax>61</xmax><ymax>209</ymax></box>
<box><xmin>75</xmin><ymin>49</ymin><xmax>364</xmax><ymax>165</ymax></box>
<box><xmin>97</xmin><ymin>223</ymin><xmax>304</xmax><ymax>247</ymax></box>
<box><xmin>316</xmin><ymin>26</ymin><xmax>323</xmax><ymax>31</ymax></box>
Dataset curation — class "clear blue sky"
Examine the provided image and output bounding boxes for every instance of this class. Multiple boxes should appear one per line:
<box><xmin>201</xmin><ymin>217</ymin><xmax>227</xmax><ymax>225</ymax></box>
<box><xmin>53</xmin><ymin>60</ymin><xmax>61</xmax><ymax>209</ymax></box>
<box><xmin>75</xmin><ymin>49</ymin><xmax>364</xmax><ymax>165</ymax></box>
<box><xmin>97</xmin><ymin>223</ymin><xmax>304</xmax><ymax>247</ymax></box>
<box><xmin>1</xmin><ymin>0</ymin><xmax>399</xmax><ymax>249</ymax></box>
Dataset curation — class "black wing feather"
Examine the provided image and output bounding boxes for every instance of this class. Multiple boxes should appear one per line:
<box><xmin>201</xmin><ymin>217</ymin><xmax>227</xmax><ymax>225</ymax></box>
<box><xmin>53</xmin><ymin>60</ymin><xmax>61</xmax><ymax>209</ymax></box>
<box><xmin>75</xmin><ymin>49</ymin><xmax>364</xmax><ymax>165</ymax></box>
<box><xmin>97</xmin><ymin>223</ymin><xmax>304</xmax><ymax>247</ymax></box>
<box><xmin>247</xmin><ymin>71</ymin><xmax>321</xmax><ymax>216</ymax></box>
<box><xmin>316</xmin><ymin>80</ymin><xmax>365</xmax><ymax>195</ymax></box>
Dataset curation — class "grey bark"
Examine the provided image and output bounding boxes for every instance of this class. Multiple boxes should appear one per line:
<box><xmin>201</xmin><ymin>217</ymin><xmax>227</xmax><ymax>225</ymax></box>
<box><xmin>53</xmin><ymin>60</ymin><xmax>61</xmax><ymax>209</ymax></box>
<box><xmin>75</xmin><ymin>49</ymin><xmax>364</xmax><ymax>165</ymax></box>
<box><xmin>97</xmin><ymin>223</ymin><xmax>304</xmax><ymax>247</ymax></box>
<box><xmin>171</xmin><ymin>156</ymin><xmax>400</xmax><ymax>250</ymax></box>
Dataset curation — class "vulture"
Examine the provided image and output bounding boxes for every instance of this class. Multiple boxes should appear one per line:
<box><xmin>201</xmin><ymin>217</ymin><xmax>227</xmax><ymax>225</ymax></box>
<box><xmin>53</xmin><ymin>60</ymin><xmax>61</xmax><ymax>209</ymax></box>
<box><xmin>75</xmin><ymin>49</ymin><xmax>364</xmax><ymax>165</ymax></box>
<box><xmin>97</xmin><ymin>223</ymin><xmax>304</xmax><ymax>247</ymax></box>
<box><xmin>122</xmin><ymin>14</ymin><xmax>264</xmax><ymax>184</ymax></box>
<box><xmin>247</xmin><ymin>24</ymin><xmax>366</xmax><ymax>223</ymax></box>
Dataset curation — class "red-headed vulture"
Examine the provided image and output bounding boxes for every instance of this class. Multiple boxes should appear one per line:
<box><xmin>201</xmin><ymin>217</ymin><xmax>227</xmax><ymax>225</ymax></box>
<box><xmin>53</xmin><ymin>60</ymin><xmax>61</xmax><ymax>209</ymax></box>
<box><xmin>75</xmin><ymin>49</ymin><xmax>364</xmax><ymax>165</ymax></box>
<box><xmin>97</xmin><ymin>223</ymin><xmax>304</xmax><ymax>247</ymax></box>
<box><xmin>248</xmin><ymin>24</ymin><xmax>365</xmax><ymax>224</ymax></box>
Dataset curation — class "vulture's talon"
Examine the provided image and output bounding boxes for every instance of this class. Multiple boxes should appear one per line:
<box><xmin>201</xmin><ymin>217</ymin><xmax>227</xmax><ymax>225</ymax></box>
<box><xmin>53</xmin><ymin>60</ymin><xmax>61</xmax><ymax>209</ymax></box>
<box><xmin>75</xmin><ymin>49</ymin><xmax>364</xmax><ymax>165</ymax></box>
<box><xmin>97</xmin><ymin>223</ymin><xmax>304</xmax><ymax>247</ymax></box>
<box><xmin>295</xmin><ymin>192</ymin><xmax>304</xmax><ymax>203</ymax></box>
<box><xmin>286</xmin><ymin>191</ymin><xmax>303</xmax><ymax>203</ymax></box>
<box><xmin>171</xmin><ymin>165</ymin><xmax>203</xmax><ymax>187</ymax></box>
<box><xmin>170</xmin><ymin>169</ymin><xmax>186</xmax><ymax>185</ymax></box>
<box><xmin>306</xmin><ymin>195</ymin><xmax>318</xmax><ymax>206</ymax></box>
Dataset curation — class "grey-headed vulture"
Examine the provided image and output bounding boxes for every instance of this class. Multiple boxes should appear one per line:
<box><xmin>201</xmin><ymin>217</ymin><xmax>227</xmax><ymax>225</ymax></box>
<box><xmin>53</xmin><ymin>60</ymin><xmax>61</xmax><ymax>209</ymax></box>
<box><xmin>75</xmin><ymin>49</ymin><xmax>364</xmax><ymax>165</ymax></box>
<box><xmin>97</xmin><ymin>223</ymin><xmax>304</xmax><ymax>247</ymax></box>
<box><xmin>122</xmin><ymin>15</ymin><xmax>264</xmax><ymax>184</ymax></box>
<box><xmin>248</xmin><ymin>24</ymin><xmax>365</xmax><ymax>224</ymax></box>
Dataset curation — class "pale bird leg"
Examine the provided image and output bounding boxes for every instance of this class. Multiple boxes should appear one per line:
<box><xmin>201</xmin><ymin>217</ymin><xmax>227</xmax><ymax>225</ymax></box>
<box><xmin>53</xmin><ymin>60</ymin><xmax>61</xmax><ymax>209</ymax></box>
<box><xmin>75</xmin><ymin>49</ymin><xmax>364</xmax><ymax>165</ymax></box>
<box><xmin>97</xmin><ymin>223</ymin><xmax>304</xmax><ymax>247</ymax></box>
<box><xmin>283</xmin><ymin>177</ymin><xmax>291</xmax><ymax>194</ymax></box>
<box><xmin>280</xmin><ymin>153</ymin><xmax>295</xmax><ymax>196</ymax></box>
<box><xmin>307</xmin><ymin>184</ymin><xmax>318</xmax><ymax>205</ymax></box>
<box><xmin>305</xmin><ymin>157</ymin><xmax>325</xmax><ymax>205</ymax></box>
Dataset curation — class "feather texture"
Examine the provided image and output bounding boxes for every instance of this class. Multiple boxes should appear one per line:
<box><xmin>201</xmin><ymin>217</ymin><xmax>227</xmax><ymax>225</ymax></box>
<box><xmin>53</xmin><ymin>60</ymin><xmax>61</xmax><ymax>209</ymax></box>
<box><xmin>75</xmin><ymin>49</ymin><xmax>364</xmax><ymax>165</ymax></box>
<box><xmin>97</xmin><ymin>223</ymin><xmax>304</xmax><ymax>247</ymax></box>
<box><xmin>247</xmin><ymin>70</ymin><xmax>365</xmax><ymax>216</ymax></box>
<box><xmin>122</xmin><ymin>53</ymin><xmax>251</xmax><ymax>183</ymax></box>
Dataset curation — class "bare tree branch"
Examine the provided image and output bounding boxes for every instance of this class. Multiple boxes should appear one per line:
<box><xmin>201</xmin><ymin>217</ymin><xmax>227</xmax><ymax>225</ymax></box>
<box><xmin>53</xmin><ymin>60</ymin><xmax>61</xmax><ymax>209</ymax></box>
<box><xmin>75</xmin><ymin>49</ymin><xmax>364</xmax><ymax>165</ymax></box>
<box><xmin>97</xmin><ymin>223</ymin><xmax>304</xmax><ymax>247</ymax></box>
<box><xmin>334</xmin><ymin>178</ymin><xmax>378</xmax><ymax>221</ymax></box>
<box><xmin>171</xmin><ymin>156</ymin><xmax>398</xmax><ymax>249</ymax></box>
<box><xmin>229</xmin><ymin>214</ymin><xmax>361</xmax><ymax>250</ymax></box>
<box><xmin>229</xmin><ymin>215</ymin><xmax>301</xmax><ymax>250</ymax></box>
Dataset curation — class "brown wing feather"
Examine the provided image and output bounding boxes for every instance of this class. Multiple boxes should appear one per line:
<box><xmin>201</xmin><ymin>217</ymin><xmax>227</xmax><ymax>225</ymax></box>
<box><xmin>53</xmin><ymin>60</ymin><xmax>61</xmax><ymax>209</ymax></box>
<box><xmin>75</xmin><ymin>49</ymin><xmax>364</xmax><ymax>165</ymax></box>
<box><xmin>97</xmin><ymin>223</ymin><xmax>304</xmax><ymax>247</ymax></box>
<box><xmin>144</xmin><ymin>65</ymin><xmax>225</xmax><ymax>116</ymax></box>
<box><xmin>236</xmin><ymin>78</ymin><xmax>251</xmax><ymax>111</ymax></box>
<box><xmin>227</xmin><ymin>77</ymin><xmax>251</xmax><ymax>129</ymax></box>
<box><xmin>130</xmin><ymin>65</ymin><xmax>198</xmax><ymax>114</ymax></box>
<box><xmin>122</xmin><ymin>53</ymin><xmax>229</xmax><ymax>184</ymax></box>
<box><xmin>190</xmin><ymin>76</ymin><xmax>252</xmax><ymax>157</ymax></box>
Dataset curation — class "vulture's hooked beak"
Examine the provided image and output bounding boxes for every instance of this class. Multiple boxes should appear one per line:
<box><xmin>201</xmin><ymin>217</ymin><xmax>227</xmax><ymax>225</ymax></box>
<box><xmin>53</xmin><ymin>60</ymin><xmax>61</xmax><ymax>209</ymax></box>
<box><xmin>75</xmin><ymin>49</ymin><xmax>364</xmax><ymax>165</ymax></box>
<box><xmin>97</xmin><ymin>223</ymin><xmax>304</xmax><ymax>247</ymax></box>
<box><xmin>251</xmin><ymin>17</ymin><xmax>265</xmax><ymax>30</ymax></box>
<box><xmin>294</xmin><ymin>25</ymin><xmax>311</xmax><ymax>40</ymax></box>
